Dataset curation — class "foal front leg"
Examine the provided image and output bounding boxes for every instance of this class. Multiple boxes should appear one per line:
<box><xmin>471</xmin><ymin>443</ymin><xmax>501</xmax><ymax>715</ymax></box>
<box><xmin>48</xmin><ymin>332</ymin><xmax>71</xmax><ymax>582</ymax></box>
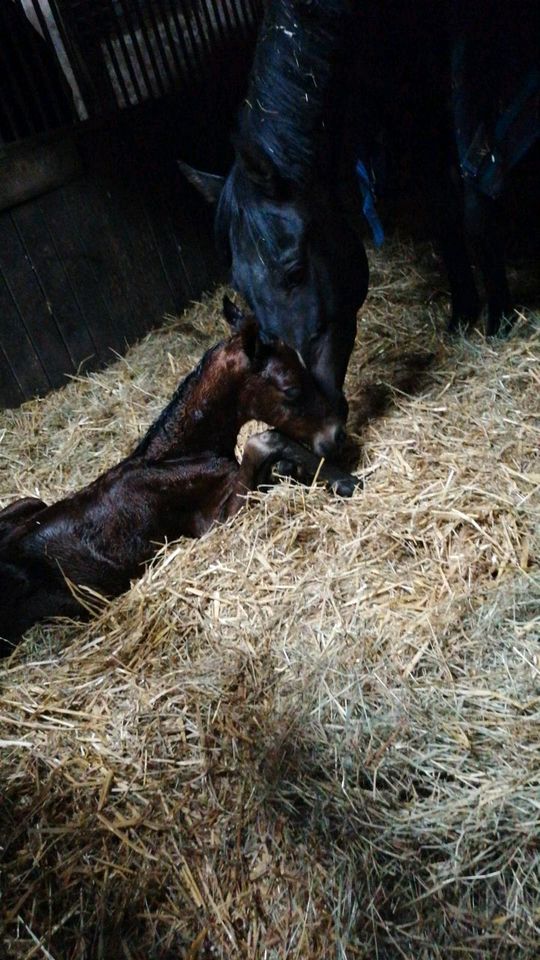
<box><xmin>223</xmin><ymin>431</ymin><xmax>359</xmax><ymax>519</ymax></box>
<box><xmin>266</xmin><ymin>436</ymin><xmax>361</xmax><ymax>497</ymax></box>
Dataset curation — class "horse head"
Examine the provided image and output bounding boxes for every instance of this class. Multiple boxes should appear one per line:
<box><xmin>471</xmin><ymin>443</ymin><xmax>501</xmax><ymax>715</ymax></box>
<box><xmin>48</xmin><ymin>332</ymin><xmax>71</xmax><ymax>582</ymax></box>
<box><xmin>180</xmin><ymin>140</ymin><xmax>368</xmax><ymax>420</ymax></box>
<box><xmin>222</xmin><ymin>295</ymin><xmax>346</xmax><ymax>458</ymax></box>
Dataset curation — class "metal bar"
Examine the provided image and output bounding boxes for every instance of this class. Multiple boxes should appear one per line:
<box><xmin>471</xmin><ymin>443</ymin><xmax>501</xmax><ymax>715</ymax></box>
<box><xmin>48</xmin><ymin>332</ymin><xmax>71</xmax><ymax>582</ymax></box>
<box><xmin>0</xmin><ymin>5</ymin><xmax>48</xmax><ymax>136</ymax></box>
<box><xmin>225</xmin><ymin>0</ymin><xmax>249</xmax><ymax>40</ymax></box>
<box><xmin>198</xmin><ymin>0</ymin><xmax>226</xmax><ymax>47</ymax></box>
<box><xmin>236</xmin><ymin>0</ymin><xmax>258</xmax><ymax>34</ymax></box>
<box><xmin>101</xmin><ymin>34</ymin><xmax>132</xmax><ymax>109</ymax></box>
<box><xmin>135</xmin><ymin>0</ymin><xmax>175</xmax><ymax>93</ymax></box>
<box><xmin>187</xmin><ymin>0</ymin><xmax>217</xmax><ymax>63</ymax></box>
<box><xmin>49</xmin><ymin>0</ymin><xmax>101</xmax><ymax>115</ymax></box>
<box><xmin>132</xmin><ymin>0</ymin><xmax>169</xmax><ymax>97</ymax></box>
<box><xmin>167</xmin><ymin>0</ymin><xmax>205</xmax><ymax>80</ymax></box>
<box><xmin>114</xmin><ymin>0</ymin><xmax>156</xmax><ymax>100</ymax></box>
<box><xmin>27</xmin><ymin>0</ymin><xmax>75</xmax><ymax>127</ymax></box>
<box><xmin>214</xmin><ymin>0</ymin><xmax>235</xmax><ymax>38</ymax></box>
<box><xmin>108</xmin><ymin>4</ymin><xmax>147</xmax><ymax>104</ymax></box>
<box><xmin>152</xmin><ymin>0</ymin><xmax>187</xmax><ymax>83</ymax></box>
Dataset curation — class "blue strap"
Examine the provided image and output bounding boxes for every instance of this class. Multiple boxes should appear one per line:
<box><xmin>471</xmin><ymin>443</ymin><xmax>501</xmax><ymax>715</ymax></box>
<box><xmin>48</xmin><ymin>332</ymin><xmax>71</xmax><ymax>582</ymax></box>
<box><xmin>356</xmin><ymin>159</ymin><xmax>385</xmax><ymax>247</ymax></box>
<box><xmin>460</xmin><ymin>67</ymin><xmax>540</xmax><ymax>198</ymax></box>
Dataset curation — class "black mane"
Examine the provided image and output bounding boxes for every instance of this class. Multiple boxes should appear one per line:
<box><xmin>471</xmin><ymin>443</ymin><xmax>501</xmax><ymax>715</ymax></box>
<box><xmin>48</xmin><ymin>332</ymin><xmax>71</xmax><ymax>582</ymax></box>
<box><xmin>216</xmin><ymin>165</ymin><xmax>299</xmax><ymax>265</ymax></box>
<box><xmin>238</xmin><ymin>0</ymin><xmax>352</xmax><ymax>182</ymax></box>
<box><xmin>216</xmin><ymin>1</ymin><xmax>353</xmax><ymax>261</ymax></box>
<box><xmin>131</xmin><ymin>341</ymin><xmax>222</xmax><ymax>459</ymax></box>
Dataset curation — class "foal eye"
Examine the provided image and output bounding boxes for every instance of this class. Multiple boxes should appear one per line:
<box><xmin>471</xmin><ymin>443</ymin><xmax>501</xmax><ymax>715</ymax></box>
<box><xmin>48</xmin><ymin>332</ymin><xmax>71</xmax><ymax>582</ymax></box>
<box><xmin>284</xmin><ymin>386</ymin><xmax>301</xmax><ymax>402</ymax></box>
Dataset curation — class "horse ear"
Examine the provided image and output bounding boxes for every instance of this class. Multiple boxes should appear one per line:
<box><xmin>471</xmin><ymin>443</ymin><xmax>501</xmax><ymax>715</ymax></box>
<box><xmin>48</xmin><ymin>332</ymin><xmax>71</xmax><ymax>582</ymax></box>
<box><xmin>178</xmin><ymin>160</ymin><xmax>226</xmax><ymax>204</ymax></box>
<box><xmin>235</xmin><ymin>141</ymin><xmax>289</xmax><ymax>201</ymax></box>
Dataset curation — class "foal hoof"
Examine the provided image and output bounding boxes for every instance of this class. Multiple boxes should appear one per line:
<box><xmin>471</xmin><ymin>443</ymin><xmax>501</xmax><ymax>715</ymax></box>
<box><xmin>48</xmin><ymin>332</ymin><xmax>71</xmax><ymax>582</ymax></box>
<box><xmin>271</xmin><ymin>459</ymin><xmax>298</xmax><ymax>481</ymax></box>
<box><xmin>330</xmin><ymin>475</ymin><xmax>360</xmax><ymax>498</ymax></box>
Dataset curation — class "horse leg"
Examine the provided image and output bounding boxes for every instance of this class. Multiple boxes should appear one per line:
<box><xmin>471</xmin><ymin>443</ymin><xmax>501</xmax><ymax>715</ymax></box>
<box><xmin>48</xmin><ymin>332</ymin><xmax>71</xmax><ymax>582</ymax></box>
<box><xmin>425</xmin><ymin>165</ymin><xmax>480</xmax><ymax>332</ymax></box>
<box><xmin>462</xmin><ymin>183</ymin><xmax>512</xmax><ymax>336</ymax></box>
<box><xmin>0</xmin><ymin>497</ymin><xmax>47</xmax><ymax>542</ymax></box>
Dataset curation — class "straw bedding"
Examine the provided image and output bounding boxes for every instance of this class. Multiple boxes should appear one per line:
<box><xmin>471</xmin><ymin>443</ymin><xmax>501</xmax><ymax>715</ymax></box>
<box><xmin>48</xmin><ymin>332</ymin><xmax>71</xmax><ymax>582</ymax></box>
<box><xmin>0</xmin><ymin>237</ymin><xmax>538</xmax><ymax>959</ymax></box>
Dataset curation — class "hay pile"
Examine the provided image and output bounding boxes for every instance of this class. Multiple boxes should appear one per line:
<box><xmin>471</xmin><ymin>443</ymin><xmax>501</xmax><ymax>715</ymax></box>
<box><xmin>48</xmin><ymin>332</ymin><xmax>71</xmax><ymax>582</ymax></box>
<box><xmin>0</xmin><ymin>237</ymin><xmax>539</xmax><ymax>959</ymax></box>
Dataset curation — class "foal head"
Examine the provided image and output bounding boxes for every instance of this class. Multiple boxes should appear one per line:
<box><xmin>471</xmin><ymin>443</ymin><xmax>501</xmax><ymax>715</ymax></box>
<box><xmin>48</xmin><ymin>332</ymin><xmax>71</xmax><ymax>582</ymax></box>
<box><xmin>223</xmin><ymin>296</ymin><xmax>345</xmax><ymax>458</ymax></box>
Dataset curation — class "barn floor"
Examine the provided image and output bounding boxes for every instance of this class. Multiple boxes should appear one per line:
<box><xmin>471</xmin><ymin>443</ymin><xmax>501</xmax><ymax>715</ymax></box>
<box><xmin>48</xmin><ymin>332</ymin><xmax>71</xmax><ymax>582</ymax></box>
<box><xmin>0</xmin><ymin>236</ymin><xmax>539</xmax><ymax>959</ymax></box>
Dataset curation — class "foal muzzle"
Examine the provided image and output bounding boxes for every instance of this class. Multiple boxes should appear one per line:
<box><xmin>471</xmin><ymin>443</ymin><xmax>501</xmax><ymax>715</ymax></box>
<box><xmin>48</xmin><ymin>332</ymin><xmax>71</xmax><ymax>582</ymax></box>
<box><xmin>313</xmin><ymin>422</ymin><xmax>346</xmax><ymax>459</ymax></box>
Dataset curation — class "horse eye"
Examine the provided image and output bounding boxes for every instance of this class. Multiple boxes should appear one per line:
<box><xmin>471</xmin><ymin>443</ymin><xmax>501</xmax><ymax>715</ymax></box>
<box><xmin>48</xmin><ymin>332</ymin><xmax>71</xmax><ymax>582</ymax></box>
<box><xmin>284</xmin><ymin>386</ymin><xmax>301</xmax><ymax>402</ymax></box>
<box><xmin>284</xmin><ymin>265</ymin><xmax>305</xmax><ymax>290</ymax></box>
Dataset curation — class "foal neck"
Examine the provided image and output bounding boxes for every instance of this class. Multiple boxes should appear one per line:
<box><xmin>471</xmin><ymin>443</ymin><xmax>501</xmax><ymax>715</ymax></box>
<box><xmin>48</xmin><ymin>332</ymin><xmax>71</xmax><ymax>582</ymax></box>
<box><xmin>133</xmin><ymin>338</ymin><xmax>250</xmax><ymax>461</ymax></box>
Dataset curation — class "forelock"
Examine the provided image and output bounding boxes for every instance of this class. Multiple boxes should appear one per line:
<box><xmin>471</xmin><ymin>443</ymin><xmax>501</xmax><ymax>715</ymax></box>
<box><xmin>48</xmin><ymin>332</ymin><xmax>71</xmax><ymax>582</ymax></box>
<box><xmin>216</xmin><ymin>165</ymin><xmax>308</xmax><ymax>267</ymax></box>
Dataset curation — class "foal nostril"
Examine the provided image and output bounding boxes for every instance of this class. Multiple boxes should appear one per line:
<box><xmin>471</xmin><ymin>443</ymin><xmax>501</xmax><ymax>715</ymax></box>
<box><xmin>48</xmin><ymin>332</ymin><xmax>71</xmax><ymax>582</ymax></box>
<box><xmin>313</xmin><ymin>422</ymin><xmax>345</xmax><ymax>458</ymax></box>
<box><xmin>335</xmin><ymin>426</ymin><xmax>347</xmax><ymax>451</ymax></box>
<box><xmin>316</xmin><ymin>439</ymin><xmax>335</xmax><ymax>458</ymax></box>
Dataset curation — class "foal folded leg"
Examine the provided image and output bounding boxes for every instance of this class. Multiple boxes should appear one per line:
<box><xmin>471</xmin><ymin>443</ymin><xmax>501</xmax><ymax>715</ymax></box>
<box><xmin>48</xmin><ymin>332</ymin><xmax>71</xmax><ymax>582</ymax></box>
<box><xmin>266</xmin><ymin>437</ymin><xmax>361</xmax><ymax>496</ymax></box>
<box><xmin>223</xmin><ymin>431</ymin><xmax>359</xmax><ymax>519</ymax></box>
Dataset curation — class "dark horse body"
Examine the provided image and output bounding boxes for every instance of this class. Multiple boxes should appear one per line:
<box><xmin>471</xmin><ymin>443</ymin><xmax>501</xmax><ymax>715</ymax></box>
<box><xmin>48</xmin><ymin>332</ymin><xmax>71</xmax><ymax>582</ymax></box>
<box><xmin>181</xmin><ymin>0</ymin><xmax>539</xmax><ymax>398</ymax></box>
<box><xmin>0</xmin><ymin>300</ymin><xmax>355</xmax><ymax>654</ymax></box>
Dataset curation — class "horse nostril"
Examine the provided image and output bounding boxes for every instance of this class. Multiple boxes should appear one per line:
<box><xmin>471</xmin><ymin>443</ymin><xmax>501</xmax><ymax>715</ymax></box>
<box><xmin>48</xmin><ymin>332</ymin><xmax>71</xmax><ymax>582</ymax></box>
<box><xmin>337</xmin><ymin>396</ymin><xmax>349</xmax><ymax>422</ymax></box>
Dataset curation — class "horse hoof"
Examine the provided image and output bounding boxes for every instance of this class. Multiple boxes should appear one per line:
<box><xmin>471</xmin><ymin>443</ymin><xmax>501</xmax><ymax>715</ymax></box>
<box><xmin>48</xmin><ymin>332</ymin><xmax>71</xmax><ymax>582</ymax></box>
<box><xmin>486</xmin><ymin>308</ymin><xmax>515</xmax><ymax>338</ymax></box>
<box><xmin>447</xmin><ymin>315</ymin><xmax>475</xmax><ymax>337</ymax></box>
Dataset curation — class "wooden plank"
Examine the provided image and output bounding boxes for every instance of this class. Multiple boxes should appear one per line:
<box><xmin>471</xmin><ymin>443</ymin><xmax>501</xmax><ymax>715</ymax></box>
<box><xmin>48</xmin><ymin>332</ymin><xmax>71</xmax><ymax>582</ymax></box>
<box><xmin>95</xmin><ymin>134</ymin><xmax>177</xmax><ymax>337</ymax></box>
<box><xmin>38</xmin><ymin>184</ymin><xmax>114</xmax><ymax>366</ymax></box>
<box><xmin>11</xmin><ymin>201</ymin><xmax>96</xmax><ymax>373</ymax></box>
<box><xmin>136</xmin><ymin>175</ymin><xmax>196</xmax><ymax>310</ymax></box>
<box><xmin>99</xmin><ymin>177</ymin><xmax>170</xmax><ymax>339</ymax></box>
<box><xmin>0</xmin><ymin>341</ymin><xmax>25</xmax><ymax>409</ymax></box>
<box><xmin>56</xmin><ymin>175</ymin><xmax>136</xmax><ymax>355</ymax></box>
<box><xmin>0</xmin><ymin>265</ymin><xmax>50</xmax><ymax>400</ymax></box>
<box><xmin>0</xmin><ymin>212</ymin><xmax>71</xmax><ymax>391</ymax></box>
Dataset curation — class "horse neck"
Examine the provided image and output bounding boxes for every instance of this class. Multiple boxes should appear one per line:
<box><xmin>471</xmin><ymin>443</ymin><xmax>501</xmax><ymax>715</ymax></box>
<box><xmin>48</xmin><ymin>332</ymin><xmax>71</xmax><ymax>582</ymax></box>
<box><xmin>242</xmin><ymin>0</ymin><xmax>351</xmax><ymax>182</ymax></box>
<box><xmin>133</xmin><ymin>341</ymin><xmax>248</xmax><ymax>462</ymax></box>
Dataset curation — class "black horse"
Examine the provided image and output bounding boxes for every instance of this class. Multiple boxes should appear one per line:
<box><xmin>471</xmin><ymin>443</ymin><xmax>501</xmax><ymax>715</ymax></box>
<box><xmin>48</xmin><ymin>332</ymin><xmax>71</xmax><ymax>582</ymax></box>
<box><xmin>181</xmin><ymin>0</ymin><xmax>539</xmax><ymax>403</ymax></box>
<box><xmin>180</xmin><ymin>0</ymin><xmax>368</xmax><ymax>418</ymax></box>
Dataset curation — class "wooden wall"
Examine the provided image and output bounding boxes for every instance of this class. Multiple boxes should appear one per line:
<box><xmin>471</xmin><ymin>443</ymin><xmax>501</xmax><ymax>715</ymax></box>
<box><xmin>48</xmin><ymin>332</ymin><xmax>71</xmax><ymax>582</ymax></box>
<box><xmin>0</xmin><ymin>47</ymin><xmax>252</xmax><ymax>409</ymax></box>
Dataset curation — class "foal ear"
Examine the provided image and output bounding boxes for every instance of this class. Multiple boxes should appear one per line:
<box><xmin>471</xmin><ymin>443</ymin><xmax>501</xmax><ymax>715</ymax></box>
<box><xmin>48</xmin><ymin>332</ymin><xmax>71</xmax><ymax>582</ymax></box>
<box><xmin>235</xmin><ymin>141</ymin><xmax>289</xmax><ymax>201</ymax></box>
<box><xmin>242</xmin><ymin>323</ymin><xmax>268</xmax><ymax>371</ymax></box>
<box><xmin>222</xmin><ymin>296</ymin><xmax>264</xmax><ymax>364</ymax></box>
<box><xmin>223</xmin><ymin>294</ymin><xmax>248</xmax><ymax>332</ymax></box>
<box><xmin>178</xmin><ymin>160</ymin><xmax>226</xmax><ymax>204</ymax></box>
